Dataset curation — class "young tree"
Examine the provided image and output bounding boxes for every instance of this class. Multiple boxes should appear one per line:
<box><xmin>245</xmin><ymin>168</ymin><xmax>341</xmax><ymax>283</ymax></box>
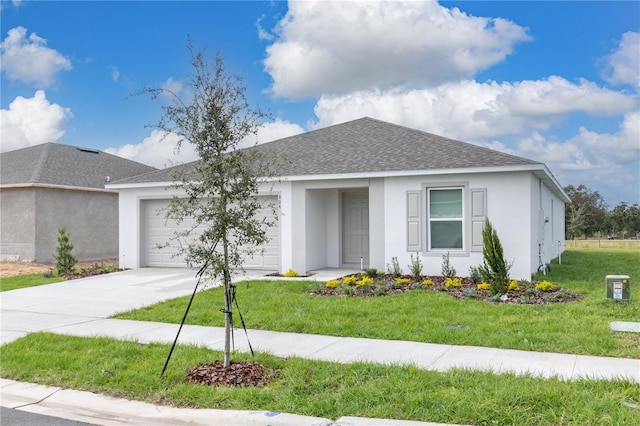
<box><xmin>479</xmin><ymin>218</ymin><xmax>511</xmax><ymax>295</ymax></box>
<box><xmin>143</xmin><ymin>43</ymin><xmax>275</xmax><ymax>367</ymax></box>
<box><xmin>53</xmin><ymin>227</ymin><xmax>76</xmax><ymax>275</ymax></box>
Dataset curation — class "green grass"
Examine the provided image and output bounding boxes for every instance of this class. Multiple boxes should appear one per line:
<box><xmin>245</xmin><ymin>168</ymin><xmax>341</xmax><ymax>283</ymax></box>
<box><xmin>0</xmin><ymin>273</ymin><xmax>64</xmax><ymax>292</ymax></box>
<box><xmin>115</xmin><ymin>248</ymin><xmax>640</xmax><ymax>358</ymax></box>
<box><xmin>1</xmin><ymin>332</ymin><xmax>638</xmax><ymax>425</ymax></box>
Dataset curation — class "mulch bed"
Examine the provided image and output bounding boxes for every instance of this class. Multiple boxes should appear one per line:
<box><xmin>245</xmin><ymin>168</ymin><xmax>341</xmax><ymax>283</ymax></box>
<box><xmin>309</xmin><ymin>274</ymin><xmax>583</xmax><ymax>305</ymax></box>
<box><xmin>63</xmin><ymin>267</ymin><xmax>128</xmax><ymax>280</ymax></box>
<box><xmin>186</xmin><ymin>360</ymin><xmax>274</xmax><ymax>387</ymax></box>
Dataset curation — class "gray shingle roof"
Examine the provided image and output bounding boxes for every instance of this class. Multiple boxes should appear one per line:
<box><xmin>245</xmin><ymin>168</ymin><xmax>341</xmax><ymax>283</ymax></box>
<box><xmin>111</xmin><ymin>117</ymin><xmax>540</xmax><ymax>185</ymax></box>
<box><xmin>0</xmin><ymin>142</ymin><xmax>157</xmax><ymax>189</ymax></box>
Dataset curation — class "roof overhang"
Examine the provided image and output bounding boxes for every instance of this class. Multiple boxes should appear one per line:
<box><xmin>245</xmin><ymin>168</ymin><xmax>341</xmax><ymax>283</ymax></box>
<box><xmin>0</xmin><ymin>183</ymin><xmax>117</xmax><ymax>194</ymax></box>
<box><xmin>106</xmin><ymin>163</ymin><xmax>570</xmax><ymax>204</ymax></box>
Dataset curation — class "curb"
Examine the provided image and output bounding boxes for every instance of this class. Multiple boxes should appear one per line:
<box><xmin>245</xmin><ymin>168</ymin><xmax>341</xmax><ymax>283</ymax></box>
<box><xmin>1</xmin><ymin>379</ymin><xmax>463</xmax><ymax>426</ymax></box>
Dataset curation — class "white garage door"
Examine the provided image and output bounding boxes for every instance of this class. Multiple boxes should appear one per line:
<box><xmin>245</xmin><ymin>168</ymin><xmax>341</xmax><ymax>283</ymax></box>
<box><xmin>143</xmin><ymin>197</ymin><xmax>280</xmax><ymax>269</ymax></box>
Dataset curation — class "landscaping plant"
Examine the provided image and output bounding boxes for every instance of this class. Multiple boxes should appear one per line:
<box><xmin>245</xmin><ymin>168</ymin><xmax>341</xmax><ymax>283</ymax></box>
<box><xmin>408</xmin><ymin>253</ymin><xmax>423</xmax><ymax>278</ymax></box>
<box><xmin>53</xmin><ymin>227</ymin><xmax>77</xmax><ymax>275</ymax></box>
<box><xmin>140</xmin><ymin>42</ymin><xmax>276</xmax><ymax>369</ymax></box>
<box><xmin>441</xmin><ymin>251</ymin><xmax>456</xmax><ymax>278</ymax></box>
<box><xmin>478</xmin><ymin>218</ymin><xmax>511</xmax><ymax>295</ymax></box>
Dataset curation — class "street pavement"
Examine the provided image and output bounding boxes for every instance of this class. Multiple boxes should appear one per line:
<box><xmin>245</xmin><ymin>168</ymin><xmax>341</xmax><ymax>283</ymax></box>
<box><xmin>1</xmin><ymin>268</ymin><xmax>638</xmax><ymax>425</ymax></box>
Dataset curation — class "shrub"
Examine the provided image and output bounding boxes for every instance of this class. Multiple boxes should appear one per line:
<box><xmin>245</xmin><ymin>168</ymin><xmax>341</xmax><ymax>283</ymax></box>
<box><xmin>535</xmin><ymin>280</ymin><xmax>554</xmax><ymax>292</ymax></box>
<box><xmin>364</xmin><ymin>268</ymin><xmax>379</xmax><ymax>278</ymax></box>
<box><xmin>53</xmin><ymin>227</ymin><xmax>77</xmax><ymax>275</ymax></box>
<box><xmin>476</xmin><ymin>282</ymin><xmax>491</xmax><ymax>291</ymax></box>
<box><xmin>441</xmin><ymin>252</ymin><xmax>456</xmax><ymax>278</ymax></box>
<box><xmin>356</xmin><ymin>276</ymin><xmax>373</xmax><ymax>287</ymax></box>
<box><xmin>461</xmin><ymin>288</ymin><xmax>480</xmax><ymax>299</ymax></box>
<box><xmin>284</xmin><ymin>269</ymin><xmax>300</xmax><ymax>277</ymax></box>
<box><xmin>508</xmin><ymin>280</ymin><xmax>520</xmax><ymax>291</ymax></box>
<box><xmin>395</xmin><ymin>277</ymin><xmax>411</xmax><ymax>285</ymax></box>
<box><xmin>445</xmin><ymin>277</ymin><xmax>462</xmax><ymax>288</ymax></box>
<box><xmin>343</xmin><ymin>275</ymin><xmax>357</xmax><ymax>286</ymax></box>
<box><xmin>408</xmin><ymin>253</ymin><xmax>423</xmax><ymax>278</ymax></box>
<box><xmin>469</xmin><ymin>266</ymin><xmax>482</xmax><ymax>284</ymax></box>
<box><xmin>387</xmin><ymin>257</ymin><xmax>402</xmax><ymax>277</ymax></box>
<box><xmin>478</xmin><ymin>218</ymin><xmax>511</xmax><ymax>295</ymax></box>
<box><xmin>422</xmin><ymin>278</ymin><xmax>435</xmax><ymax>286</ymax></box>
<box><xmin>325</xmin><ymin>279</ymin><xmax>340</xmax><ymax>288</ymax></box>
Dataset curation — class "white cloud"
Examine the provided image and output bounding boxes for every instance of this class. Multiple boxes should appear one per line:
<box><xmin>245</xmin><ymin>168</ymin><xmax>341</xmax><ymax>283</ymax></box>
<box><xmin>312</xmin><ymin>77</ymin><xmax>638</xmax><ymax>141</ymax></box>
<box><xmin>601</xmin><ymin>31</ymin><xmax>640</xmax><ymax>88</ymax></box>
<box><xmin>238</xmin><ymin>118</ymin><xmax>305</xmax><ymax>149</ymax></box>
<box><xmin>161</xmin><ymin>77</ymin><xmax>184</xmax><ymax>98</ymax></box>
<box><xmin>256</xmin><ymin>15</ymin><xmax>274</xmax><ymax>41</ymax></box>
<box><xmin>105</xmin><ymin>119</ymin><xmax>304</xmax><ymax>168</ymax></box>
<box><xmin>105</xmin><ymin>130</ymin><xmax>198</xmax><ymax>169</ymax></box>
<box><xmin>0</xmin><ymin>26</ymin><xmax>72</xmax><ymax>88</ymax></box>
<box><xmin>515</xmin><ymin>112</ymin><xmax>640</xmax><ymax>203</ymax></box>
<box><xmin>110</xmin><ymin>66</ymin><xmax>120</xmax><ymax>82</ymax></box>
<box><xmin>264</xmin><ymin>0</ymin><xmax>529</xmax><ymax>99</ymax></box>
<box><xmin>0</xmin><ymin>90</ymin><xmax>72</xmax><ymax>152</ymax></box>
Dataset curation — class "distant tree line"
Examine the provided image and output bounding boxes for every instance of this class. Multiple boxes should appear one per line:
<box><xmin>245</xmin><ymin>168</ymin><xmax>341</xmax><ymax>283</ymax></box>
<box><xmin>564</xmin><ymin>184</ymin><xmax>640</xmax><ymax>240</ymax></box>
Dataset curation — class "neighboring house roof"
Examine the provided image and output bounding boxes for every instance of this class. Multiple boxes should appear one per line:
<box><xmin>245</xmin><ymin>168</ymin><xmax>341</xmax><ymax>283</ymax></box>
<box><xmin>112</xmin><ymin>117</ymin><xmax>541</xmax><ymax>186</ymax></box>
<box><xmin>0</xmin><ymin>142</ymin><xmax>156</xmax><ymax>190</ymax></box>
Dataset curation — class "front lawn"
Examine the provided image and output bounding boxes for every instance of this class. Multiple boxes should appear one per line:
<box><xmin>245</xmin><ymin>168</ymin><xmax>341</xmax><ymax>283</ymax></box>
<box><xmin>1</xmin><ymin>333</ymin><xmax>638</xmax><ymax>425</ymax></box>
<box><xmin>114</xmin><ymin>248</ymin><xmax>640</xmax><ymax>358</ymax></box>
<box><xmin>0</xmin><ymin>273</ymin><xmax>64</xmax><ymax>292</ymax></box>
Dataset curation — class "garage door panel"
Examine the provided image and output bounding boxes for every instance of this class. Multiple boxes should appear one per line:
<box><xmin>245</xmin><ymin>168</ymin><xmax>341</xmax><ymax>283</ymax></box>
<box><xmin>144</xmin><ymin>197</ymin><xmax>280</xmax><ymax>269</ymax></box>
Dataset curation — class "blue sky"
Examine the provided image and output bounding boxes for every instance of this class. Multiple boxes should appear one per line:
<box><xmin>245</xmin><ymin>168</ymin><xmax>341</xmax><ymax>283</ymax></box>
<box><xmin>1</xmin><ymin>0</ymin><xmax>638</xmax><ymax>207</ymax></box>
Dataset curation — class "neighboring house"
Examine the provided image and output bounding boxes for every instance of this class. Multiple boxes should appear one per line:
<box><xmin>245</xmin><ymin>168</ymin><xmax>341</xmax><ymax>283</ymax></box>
<box><xmin>109</xmin><ymin>117</ymin><xmax>569</xmax><ymax>280</ymax></box>
<box><xmin>0</xmin><ymin>143</ymin><xmax>156</xmax><ymax>262</ymax></box>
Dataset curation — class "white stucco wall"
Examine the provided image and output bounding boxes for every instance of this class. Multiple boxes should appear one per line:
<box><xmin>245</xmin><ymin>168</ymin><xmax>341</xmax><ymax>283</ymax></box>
<box><xmin>383</xmin><ymin>171</ymin><xmax>536</xmax><ymax>280</ymax></box>
<box><xmin>114</xmin><ymin>169</ymin><xmax>565</xmax><ymax>280</ymax></box>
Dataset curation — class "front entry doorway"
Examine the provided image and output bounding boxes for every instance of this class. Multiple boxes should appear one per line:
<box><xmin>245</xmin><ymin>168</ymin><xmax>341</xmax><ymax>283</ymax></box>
<box><xmin>342</xmin><ymin>191</ymin><xmax>369</xmax><ymax>266</ymax></box>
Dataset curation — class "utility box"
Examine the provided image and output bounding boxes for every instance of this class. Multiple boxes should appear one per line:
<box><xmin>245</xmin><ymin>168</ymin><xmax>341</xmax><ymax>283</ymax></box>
<box><xmin>606</xmin><ymin>275</ymin><xmax>630</xmax><ymax>302</ymax></box>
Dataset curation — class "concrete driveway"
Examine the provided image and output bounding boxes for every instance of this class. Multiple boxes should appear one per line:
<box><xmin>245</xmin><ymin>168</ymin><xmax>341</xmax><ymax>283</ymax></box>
<box><xmin>1</xmin><ymin>268</ymin><xmax>200</xmax><ymax>346</ymax></box>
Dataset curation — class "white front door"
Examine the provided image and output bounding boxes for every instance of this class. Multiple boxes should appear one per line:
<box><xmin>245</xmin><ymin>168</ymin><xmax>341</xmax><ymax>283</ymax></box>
<box><xmin>342</xmin><ymin>191</ymin><xmax>369</xmax><ymax>265</ymax></box>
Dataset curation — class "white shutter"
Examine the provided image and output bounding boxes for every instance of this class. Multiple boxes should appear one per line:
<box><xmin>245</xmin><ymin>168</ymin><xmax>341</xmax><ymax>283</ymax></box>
<box><xmin>470</xmin><ymin>189</ymin><xmax>486</xmax><ymax>252</ymax></box>
<box><xmin>406</xmin><ymin>191</ymin><xmax>422</xmax><ymax>251</ymax></box>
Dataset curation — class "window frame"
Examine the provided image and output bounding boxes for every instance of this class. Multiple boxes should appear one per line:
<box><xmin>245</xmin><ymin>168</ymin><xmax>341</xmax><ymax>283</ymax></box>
<box><xmin>426</xmin><ymin>186</ymin><xmax>465</xmax><ymax>252</ymax></box>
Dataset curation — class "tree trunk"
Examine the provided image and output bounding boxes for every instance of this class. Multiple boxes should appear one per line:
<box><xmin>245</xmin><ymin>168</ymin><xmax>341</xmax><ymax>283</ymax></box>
<box><xmin>223</xmin><ymin>238</ymin><xmax>232</xmax><ymax>368</ymax></box>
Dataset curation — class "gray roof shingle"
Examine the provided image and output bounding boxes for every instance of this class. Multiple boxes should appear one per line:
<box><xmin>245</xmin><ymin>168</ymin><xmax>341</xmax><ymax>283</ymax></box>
<box><xmin>0</xmin><ymin>142</ymin><xmax>157</xmax><ymax>189</ymax></box>
<box><xmin>111</xmin><ymin>117</ymin><xmax>540</xmax><ymax>185</ymax></box>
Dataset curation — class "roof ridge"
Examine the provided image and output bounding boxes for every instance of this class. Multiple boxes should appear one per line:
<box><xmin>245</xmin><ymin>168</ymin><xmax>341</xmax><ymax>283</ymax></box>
<box><xmin>29</xmin><ymin>142</ymin><xmax>53</xmax><ymax>183</ymax></box>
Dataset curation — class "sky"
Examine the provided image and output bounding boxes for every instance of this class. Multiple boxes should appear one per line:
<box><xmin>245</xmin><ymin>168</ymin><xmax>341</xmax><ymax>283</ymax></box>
<box><xmin>1</xmin><ymin>0</ymin><xmax>638</xmax><ymax>207</ymax></box>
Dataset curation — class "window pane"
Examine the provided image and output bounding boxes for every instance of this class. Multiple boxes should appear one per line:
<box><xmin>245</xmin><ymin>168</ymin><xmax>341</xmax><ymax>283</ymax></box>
<box><xmin>430</xmin><ymin>221</ymin><xmax>463</xmax><ymax>249</ymax></box>
<box><xmin>430</xmin><ymin>189</ymin><xmax>462</xmax><ymax>218</ymax></box>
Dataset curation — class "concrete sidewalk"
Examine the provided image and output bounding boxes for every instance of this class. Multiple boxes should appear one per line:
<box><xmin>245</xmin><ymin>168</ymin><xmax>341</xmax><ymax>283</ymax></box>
<box><xmin>1</xmin><ymin>268</ymin><xmax>638</xmax><ymax>425</ymax></box>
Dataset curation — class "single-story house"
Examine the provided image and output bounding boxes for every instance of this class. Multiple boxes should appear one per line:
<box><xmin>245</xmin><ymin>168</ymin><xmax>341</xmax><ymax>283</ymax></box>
<box><xmin>108</xmin><ymin>117</ymin><xmax>569</xmax><ymax>280</ymax></box>
<box><xmin>0</xmin><ymin>142</ymin><xmax>156</xmax><ymax>262</ymax></box>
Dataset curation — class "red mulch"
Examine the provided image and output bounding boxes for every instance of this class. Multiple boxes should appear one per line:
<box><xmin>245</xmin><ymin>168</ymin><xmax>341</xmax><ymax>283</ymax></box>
<box><xmin>186</xmin><ymin>360</ymin><xmax>274</xmax><ymax>387</ymax></box>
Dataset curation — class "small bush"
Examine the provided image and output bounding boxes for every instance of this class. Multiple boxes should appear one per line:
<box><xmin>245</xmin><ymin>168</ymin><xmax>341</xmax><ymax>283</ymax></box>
<box><xmin>422</xmin><ymin>278</ymin><xmax>434</xmax><ymax>286</ymax></box>
<box><xmin>325</xmin><ymin>279</ymin><xmax>340</xmax><ymax>288</ymax></box>
<box><xmin>478</xmin><ymin>218</ymin><xmax>511</xmax><ymax>295</ymax></box>
<box><xmin>441</xmin><ymin>252</ymin><xmax>456</xmax><ymax>279</ymax></box>
<box><xmin>356</xmin><ymin>276</ymin><xmax>373</xmax><ymax>287</ymax></box>
<box><xmin>387</xmin><ymin>257</ymin><xmax>402</xmax><ymax>277</ymax></box>
<box><xmin>445</xmin><ymin>277</ymin><xmax>462</xmax><ymax>288</ymax></box>
<box><xmin>535</xmin><ymin>280</ymin><xmax>554</xmax><ymax>292</ymax></box>
<box><xmin>364</xmin><ymin>268</ymin><xmax>379</xmax><ymax>278</ymax></box>
<box><xmin>395</xmin><ymin>277</ymin><xmax>411</xmax><ymax>285</ymax></box>
<box><xmin>476</xmin><ymin>282</ymin><xmax>491</xmax><ymax>291</ymax></box>
<box><xmin>461</xmin><ymin>288</ymin><xmax>480</xmax><ymax>299</ymax></box>
<box><xmin>343</xmin><ymin>275</ymin><xmax>357</xmax><ymax>286</ymax></box>
<box><xmin>373</xmin><ymin>285</ymin><xmax>388</xmax><ymax>296</ymax></box>
<box><xmin>408</xmin><ymin>253</ymin><xmax>423</xmax><ymax>278</ymax></box>
<box><xmin>53</xmin><ymin>227</ymin><xmax>77</xmax><ymax>275</ymax></box>
<box><xmin>469</xmin><ymin>266</ymin><xmax>482</xmax><ymax>284</ymax></box>
<box><xmin>508</xmin><ymin>280</ymin><xmax>520</xmax><ymax>291</ymax></box>
<box><xmin>284</xmin><ymin>269</ymin><xmax>300</xmax><ymax>277</ymax></box>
